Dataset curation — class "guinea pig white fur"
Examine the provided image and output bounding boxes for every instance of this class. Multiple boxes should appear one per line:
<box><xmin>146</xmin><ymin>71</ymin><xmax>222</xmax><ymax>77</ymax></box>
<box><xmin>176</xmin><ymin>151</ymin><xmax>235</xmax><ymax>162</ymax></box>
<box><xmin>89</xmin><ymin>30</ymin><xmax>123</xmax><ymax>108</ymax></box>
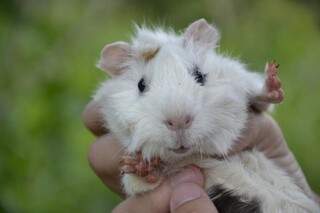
<box><xmin>95</xmin><ymin>19</ymin><xmax>263</xmax><ymax>160</ymax></box>
<box><xmin>93</xmin><ymin>19</ymin><xmax>319</xmax><ymax>212</ymax></box>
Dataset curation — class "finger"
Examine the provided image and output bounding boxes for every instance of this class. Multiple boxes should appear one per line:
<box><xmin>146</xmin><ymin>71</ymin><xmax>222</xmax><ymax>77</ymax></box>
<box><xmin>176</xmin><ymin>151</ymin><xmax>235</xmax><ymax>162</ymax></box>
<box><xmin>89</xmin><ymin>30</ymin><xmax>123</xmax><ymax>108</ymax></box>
<box><xmin>227</xmin><ymin>112</ymin><xmax>262</xmax><ymax>155</ymax></box>
<box><xmin>88</xmin><ymin>134</ymin><xmax>124</xmax><ymax>195</ymax></box>
<box><xmin>113</xmin><ymin>166</ymin><xmax>204</xmax><ymax>213</ymax></box>
<box><xmin>112</xmin><ymin>180</ymin><xmax>171</xmax><ymax>213</ymax></box>
<box><xmin>82</xmin><ymin>100</ymin><xmax>108</xmax><ymax>136</ymax></box>
<box><xmin>170</xmin><ymin>183</ymin><xmax>218</xmax><ymax>213</ymax></box>
<box><xmin>229</xmin><ymin>113</ymin><xmax>316</xmax><ymax>201</ymax></box>
<box><xmin>254</xmin><ymin>117</ymin><xmax>316</xmax><ymax>200</ymax></box>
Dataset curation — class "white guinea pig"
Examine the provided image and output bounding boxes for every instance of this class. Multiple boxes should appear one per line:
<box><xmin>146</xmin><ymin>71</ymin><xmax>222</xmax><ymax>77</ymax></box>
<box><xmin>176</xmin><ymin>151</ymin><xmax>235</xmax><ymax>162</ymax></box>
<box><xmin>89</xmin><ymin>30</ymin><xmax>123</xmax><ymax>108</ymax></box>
<box><xmin>93</xmin><ymin>19</ymin><xmax>319</xmax><ymax>213</ymax></box>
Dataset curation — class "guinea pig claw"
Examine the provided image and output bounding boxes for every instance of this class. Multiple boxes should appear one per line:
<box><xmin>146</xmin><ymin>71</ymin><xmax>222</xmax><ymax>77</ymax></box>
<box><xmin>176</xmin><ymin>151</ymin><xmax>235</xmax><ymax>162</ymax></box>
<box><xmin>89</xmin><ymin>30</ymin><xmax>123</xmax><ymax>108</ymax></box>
<box><xmin>120</xmin><ymin>155</ymin><xmax>138</xmax><ymax>166</ymax></box>
<box><xmin>120</xmin><ymin>165</ymin><xmax>136</xmax><ymax>175</ymax></box>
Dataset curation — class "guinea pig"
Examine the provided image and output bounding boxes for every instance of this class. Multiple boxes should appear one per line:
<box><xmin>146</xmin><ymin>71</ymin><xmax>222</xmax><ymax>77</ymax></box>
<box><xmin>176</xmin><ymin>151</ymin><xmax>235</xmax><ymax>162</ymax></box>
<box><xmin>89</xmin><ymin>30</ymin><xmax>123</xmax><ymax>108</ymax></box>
<box><xmin>93</xmin><ymin>19</ymin><xmax>319</xmax><ymax>213</ymax></box>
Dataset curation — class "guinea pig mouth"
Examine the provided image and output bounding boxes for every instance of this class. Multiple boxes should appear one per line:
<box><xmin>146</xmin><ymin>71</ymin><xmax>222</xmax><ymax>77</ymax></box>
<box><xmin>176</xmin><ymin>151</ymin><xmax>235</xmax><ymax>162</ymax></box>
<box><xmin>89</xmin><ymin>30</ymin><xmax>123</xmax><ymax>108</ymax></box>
<box><xmin>169</xmin><ymin>145</ymin><xmax>191</xmax><ymax>154</ymax></box>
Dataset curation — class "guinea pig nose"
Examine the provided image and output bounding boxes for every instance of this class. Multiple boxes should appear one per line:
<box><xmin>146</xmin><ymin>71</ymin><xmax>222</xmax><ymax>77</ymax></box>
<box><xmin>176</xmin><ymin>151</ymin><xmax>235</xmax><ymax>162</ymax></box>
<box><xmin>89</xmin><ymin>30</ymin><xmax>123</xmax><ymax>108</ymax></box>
<box><xmin>165</xmin><ymin>115</ymin><xmax>193</xmax><ymax>130</ymax></box>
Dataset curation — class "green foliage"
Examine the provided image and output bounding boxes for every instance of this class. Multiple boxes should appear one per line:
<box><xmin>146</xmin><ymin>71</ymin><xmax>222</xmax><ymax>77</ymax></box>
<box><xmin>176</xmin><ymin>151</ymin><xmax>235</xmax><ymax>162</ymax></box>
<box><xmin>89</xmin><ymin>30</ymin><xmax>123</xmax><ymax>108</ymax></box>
<box><xmin>0</xmin><ymin>0</ymin><xmax>319</xmax><ymax>212</ymax></box>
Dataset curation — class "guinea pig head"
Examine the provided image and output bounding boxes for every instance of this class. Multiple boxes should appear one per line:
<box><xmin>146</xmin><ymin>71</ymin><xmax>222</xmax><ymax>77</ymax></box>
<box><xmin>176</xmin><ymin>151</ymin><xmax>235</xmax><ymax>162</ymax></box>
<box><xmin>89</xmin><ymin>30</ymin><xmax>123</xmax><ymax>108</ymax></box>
<box><xmin>96</xmin><ymin>19</ymin><xmax>248</xmax><ymax>161</ymax></box>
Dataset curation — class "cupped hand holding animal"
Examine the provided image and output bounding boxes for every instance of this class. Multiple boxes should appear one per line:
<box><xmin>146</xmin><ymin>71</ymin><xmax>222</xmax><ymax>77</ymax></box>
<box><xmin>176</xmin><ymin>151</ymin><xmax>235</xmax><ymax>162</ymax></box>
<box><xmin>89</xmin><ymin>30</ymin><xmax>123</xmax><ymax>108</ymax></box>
<box><xmin>83</xmin><ymin>100</ymin><xmax>319</xmax><ymax>212</ymax></box>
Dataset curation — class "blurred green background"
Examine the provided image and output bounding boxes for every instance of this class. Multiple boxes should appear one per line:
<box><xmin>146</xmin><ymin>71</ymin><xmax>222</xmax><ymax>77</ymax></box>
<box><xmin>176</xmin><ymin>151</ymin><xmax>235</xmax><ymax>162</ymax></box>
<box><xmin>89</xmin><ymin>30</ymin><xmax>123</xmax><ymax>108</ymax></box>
<box><xmin>0</xmin><ymin>0</ymin><xmax>319</xmax><ymax>212</ymax></box>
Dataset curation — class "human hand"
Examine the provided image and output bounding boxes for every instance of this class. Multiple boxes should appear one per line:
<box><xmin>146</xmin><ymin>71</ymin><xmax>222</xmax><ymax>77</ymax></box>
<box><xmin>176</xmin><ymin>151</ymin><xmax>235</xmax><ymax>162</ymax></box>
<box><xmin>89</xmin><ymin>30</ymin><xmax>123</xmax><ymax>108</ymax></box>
<box><xmin>83</xmin><ymin>100</ymin><xmax>318</xmax><ymax>203</ymax></box>
<box><xmin>228</xmin><ymin>112</ymin><xmax>317</xmax><ymax>201</ymax></box>
<box><xmin>112</xmin><ymin>166</ymin><xmax>218</xmax><ymax>213</ymax></box>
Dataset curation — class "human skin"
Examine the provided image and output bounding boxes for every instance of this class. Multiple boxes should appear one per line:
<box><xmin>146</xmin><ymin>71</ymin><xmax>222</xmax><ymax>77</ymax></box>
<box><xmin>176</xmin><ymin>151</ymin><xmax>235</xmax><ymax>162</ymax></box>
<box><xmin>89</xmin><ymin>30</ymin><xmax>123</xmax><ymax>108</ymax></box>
<box><xmin>83</xmin><ymin>100</ymin><xmax>319</xmax><ymax>212</ymax></box>
<box><xmin>112</xmin><ymin>166</ymin><xmax>218</xmax><ymax>213</ymax></box>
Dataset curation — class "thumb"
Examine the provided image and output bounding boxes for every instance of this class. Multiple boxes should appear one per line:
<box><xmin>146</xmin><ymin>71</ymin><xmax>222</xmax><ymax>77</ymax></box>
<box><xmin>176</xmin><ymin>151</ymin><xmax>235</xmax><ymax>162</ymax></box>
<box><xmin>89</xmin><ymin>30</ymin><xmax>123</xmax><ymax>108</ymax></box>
<box><xmin>113</xmin><ymin>166</ymin><xmax>205</xmax><ymax>213</ymax></box>
<box><xmin>170</xmin><ymin>183</ymin><xmax>218</xmax><ymax>213</ymax></box>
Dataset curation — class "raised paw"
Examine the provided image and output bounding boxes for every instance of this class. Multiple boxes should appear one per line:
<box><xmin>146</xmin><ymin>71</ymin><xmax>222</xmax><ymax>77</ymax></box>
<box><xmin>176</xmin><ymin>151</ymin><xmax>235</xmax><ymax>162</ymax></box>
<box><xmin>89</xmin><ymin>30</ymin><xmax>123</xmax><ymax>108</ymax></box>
<box><xmin>262</xmin><ymin>61</ymin><xmax>284</xmax><ymax>103</ymax></box>
<box><xmin>120</xmin><ymin>151</ymin><xmax>162</xmax><ymax>183</ymax></box>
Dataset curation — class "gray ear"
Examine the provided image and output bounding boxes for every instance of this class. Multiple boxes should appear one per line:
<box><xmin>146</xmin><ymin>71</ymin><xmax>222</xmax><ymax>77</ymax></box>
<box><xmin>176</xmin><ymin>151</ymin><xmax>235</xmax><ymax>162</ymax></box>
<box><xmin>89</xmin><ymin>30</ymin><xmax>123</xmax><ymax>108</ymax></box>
<box><xmin>184</xmin><ymin>19</ymin><xmax>220</xmax><ymax>48</ymax></box>
<box><xmin>97</xmin><ymin>41</ymin><xmax>131</xmax><ymax>76</ymax></box>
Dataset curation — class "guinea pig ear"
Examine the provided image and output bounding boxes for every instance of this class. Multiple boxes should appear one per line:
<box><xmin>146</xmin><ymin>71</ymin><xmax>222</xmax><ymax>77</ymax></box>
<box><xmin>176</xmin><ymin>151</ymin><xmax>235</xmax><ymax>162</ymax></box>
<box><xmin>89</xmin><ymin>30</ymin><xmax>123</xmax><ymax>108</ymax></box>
<box><xmin>183</xmin><ymin>19</ymin><xmax>220</xmax><ymax>49</ymax></box>
<box><xmin>97</xmin><ymin>41</ymin><xmax>131</xmax><ymax>76</ymax></box>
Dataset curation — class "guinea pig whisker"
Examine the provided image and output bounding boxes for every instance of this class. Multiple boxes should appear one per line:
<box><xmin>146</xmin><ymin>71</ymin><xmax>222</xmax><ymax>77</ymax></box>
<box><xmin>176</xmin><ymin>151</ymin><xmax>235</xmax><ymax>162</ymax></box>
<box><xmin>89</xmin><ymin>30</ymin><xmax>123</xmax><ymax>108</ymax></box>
<box><xmin>197</xmin><ymin>139</ymin><xmax>204</xmax><ymax>160</ymax></box>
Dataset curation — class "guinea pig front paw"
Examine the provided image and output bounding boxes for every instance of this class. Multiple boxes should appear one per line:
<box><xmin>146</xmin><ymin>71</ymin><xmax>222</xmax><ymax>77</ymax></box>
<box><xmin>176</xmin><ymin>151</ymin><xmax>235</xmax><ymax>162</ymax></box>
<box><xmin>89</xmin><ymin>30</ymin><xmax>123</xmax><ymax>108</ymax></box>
<box><xmin>120</xmin><ymin>151</ymin><xmax>162</xmax><ymax>183</ymax></box>
<box><xmin>262</xmin><ymin>60</ymin><xmax>284</xmax><ymax>103</ymax></box>
<box><xmin>251</xmin><ymin>60</ymin><xmax>284</xmax><ymax>112</ymax></box>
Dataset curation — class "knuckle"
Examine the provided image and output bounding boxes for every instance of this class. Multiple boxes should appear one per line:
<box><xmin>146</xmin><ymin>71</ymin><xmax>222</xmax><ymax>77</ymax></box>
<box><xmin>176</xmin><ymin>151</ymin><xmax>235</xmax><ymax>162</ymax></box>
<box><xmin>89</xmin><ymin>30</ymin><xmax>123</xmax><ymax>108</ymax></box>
<box><xmin>82</xmin><ymin>101</ymin><xmax>108</xmax><ymax>136</ymax></box>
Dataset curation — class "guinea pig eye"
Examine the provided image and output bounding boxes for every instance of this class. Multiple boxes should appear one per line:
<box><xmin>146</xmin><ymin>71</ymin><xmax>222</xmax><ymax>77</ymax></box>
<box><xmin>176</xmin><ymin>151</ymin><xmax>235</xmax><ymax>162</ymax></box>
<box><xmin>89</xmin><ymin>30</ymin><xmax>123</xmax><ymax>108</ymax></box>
<box><xmin>138</xmin><ymin>78</ymin><xmax>146</xmax><ymax>93</ymax></box>
<box><xmin>192</xmin><ymin>65</ymin><xmax>207</xmax><ymax>86</ymax></box>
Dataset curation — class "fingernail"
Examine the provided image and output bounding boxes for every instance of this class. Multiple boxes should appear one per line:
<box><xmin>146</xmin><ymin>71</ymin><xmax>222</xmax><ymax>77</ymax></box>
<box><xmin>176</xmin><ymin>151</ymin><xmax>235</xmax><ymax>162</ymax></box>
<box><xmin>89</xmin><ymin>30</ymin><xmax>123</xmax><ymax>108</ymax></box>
<box><xmin>170</xmin><ymin>165</ymin><xmax>203</xmax><ymax>187</ymax></box>
<box><xmin>170</xmin><ymin>183</ymin><xmax>203</xmax><ymax>210</ymax></box>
